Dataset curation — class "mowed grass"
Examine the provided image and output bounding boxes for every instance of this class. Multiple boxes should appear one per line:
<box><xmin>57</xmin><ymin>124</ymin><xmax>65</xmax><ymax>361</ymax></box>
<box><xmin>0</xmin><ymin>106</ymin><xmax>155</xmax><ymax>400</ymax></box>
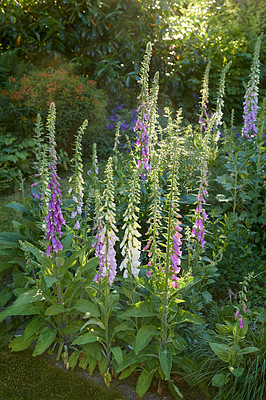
<box><xmin>0</xmin><ymin>336</ymin><xmax>123</xmax><ymax>400</ymax></box>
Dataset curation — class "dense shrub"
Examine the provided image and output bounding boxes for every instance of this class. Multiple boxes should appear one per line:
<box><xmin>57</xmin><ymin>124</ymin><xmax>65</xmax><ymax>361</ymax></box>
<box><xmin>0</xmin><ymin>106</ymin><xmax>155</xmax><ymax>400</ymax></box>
<box><xmin>0</xmin><ymin>65</ymin><xmax>108</xmax><ymax>158</ymax></box>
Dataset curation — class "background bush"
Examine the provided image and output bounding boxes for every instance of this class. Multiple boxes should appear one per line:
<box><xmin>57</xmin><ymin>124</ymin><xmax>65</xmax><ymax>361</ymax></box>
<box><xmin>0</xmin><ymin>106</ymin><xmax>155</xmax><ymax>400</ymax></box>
<box><xmin>0</xmin><ymin>64</ymin><xmax>108</xmax><ymax>159</ymax></box>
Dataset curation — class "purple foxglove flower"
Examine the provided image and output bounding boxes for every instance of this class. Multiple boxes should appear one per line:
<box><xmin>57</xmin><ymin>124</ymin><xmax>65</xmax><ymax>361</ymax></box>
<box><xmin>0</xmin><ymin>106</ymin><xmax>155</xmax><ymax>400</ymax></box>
<box><xmin>46</xmin><ymin>245</ymin><xmax>51</xmax><ymax>257</ymax></box>
<box><xmin>202</xmin><ymin>210</ymin><xmax>208</xmax><ymax>220</ymax></box>
<box><xmin>239</xmin><ymin>317</ymin><xmax>243</xmax><ymax>329</ymax></box>
<box><xmin>74</xmin><ymin>221</ymin><xmax>80</xmax><ymax>230</ymax></box>
<box><xmin>235</xmin><ymin>309</ymin><xmax>239</xmax><ymax>319</ymax></box>
<box><xmin>71</xmin><ymin>211</ymin><xmax>77</xmax><ymax>219</ymax></box>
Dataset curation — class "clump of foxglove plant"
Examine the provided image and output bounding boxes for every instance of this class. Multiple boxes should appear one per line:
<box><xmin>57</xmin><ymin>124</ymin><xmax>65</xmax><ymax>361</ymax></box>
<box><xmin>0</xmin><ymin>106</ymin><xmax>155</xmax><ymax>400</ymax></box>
<box><xmin>44</xmin><ymin>102</ymin><xmax>65</xmax><ymax>256</ymax></box>
<box><xmin>241</xmin><ymin>34</ymin><xmax>263</xmax><ymax>141</ymax></box>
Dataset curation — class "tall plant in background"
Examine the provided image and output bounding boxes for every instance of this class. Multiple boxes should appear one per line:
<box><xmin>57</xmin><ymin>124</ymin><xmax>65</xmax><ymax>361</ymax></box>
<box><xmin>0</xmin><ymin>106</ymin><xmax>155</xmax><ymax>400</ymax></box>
<box><xmin>242</xmin><ymin>34</ymin><xmax>263</xmax><ymax>141</ymax></box>
<box><xmin>134</xmin><ymin>42</ymin><xmax>152</xmax><ymax>180</ymax></box>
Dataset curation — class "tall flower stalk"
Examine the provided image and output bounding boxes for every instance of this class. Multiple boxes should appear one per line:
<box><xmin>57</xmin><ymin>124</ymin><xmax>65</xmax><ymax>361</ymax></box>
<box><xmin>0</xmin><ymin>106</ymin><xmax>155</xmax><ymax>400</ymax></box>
<box><xmin>199</xmin><ymin>60</ymin><xmax>211</xmax><ymax>135</ymax></box>
<box><xmin>68</xmin><ymin>120</ymin><xmax>88</xmax><ymax>234</ymax></box>
<box><xmin>212</xmin><ymin>61</ymin><xmax>231</xmax><ymax>157</ymax></box>
<box><xmin>120</xmin><ymin>169</ymin><xmax>141</xmax><ymax>280</ymax></box>
<box><xmin>134</xmin><ymin>42</ymin><xmax>152</xmax><ymax>180</ymax></box>
<box><xmin>144</xmin><ymin>152</ymin><xmax>163</xmax><ymax>275</ymax></box>
<box><xmin>44</xmin><ymin>102</ymin><xmax>65</xmax><ymax>257</ymax></box>
<box><xmin>161</xmin><ymin>152</ymin><xmax>182</xmax><ymax>346</ymax></box>
<box><xmin>93</xmin><ymin>158</ymin><xmax>118</xmax><ymax>285</ymax></box>
<box><xmin>242</xmin><ymin>34</ymin><xmax>263</xmax><ymax>141</ymax></box>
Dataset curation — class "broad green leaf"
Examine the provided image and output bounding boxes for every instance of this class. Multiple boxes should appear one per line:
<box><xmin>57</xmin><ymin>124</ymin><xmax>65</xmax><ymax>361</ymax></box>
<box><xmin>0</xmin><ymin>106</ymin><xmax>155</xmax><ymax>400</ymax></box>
<box><xmin>23</xmin><ymin>319</ymin><xmax>43</xmax><ymax>339</ymax></box>
<box><xmin>12</xmin><ymin>288</ymin><xmax>45</xmax><ymax>307</ymax></box>
<box><xmin>69</xmin><ymin>350</ymin><xmax>81</xmax><ymax>370</ymax></box>
<box><xmin>45</xmin><ymin>304</ymin><xmax>66</xmax><ymax>315</ymax></box>
<box><xmin>180</xmin><ymin>194</ymin><xmax>197</xmax><ymax>204</ymax></box>
<box><xmin>6</xmin><ymin>201</ymin><xmax>29</xmax><ymax>214</ymax></box>
<box><xmin>98</xmin><ymin>357</ymin><xmax>109</xmax><ymax>376</ymax></box>
<box><xmin>237</xmin><ymin>346</ymin><xmax>259</xmax><ymax>356</ymax></box>
<box><xmin>44</xmin><ymin>276</ymin><xmax>58</xmax><ymax>288</ymax></box>
<box><xmin>229</xmin><ymin>366</ymin><xmax>244</xmax><ymax>377</ymax></box>
<box><xmin>119</xmin><ymin>363</ymin><xmax>138</xmax><ymax>380</ymax></box>
<box><xmin>73</xmin><ymin>299</ymin><xmax>100</xmax><ymax>317</ymax></box>
<box><xmin>12</xmin><ymin>270</ymin><xmax>27</xmax><ymax>288</ymax></box>
<box><xmin>111</xmin><ymin>346</ymin><xmax>123</xmax><ymax>365</ymax></box>
<box><xmin>9</xmin><ymin>335</ymin><xmax>35</xmax><ymax>352</ymax></box>
<box><xmin>172</xmin><ymin>335</ymin><xmax>187</xmax><ymax>352</ymax></box>
<box><xmin>134</xmin><ymin>324</ymin><xmax>157</xmax><ymax>355</ymax></box>
<box><xmin>80</xmin><ymin>318</ymin><xmax>105</xmax><ymax>330</ymax></box>
<box><xmin>0</xmin><ymin>288</ymin><xmax>12</xmax><ymax>307</ymax></box>
<box><xmin>175</xmin><ymin>309</ymin><xmax>204</xmax><ymax>325</ymax></box>
<box><xmin>61</xmin><ymin>233</ymin><xmax>74</xmax><ymax>249</ymax></box>
<box><xmin>0</xmin><ymin>262</ymin><xmax>12</xmax><ymax>273</ymax></box>
<box><xmin>169</xmin><ymin>380</ymin><xmax>183</xmax><ymax>399</ymax></box>
<box><xmin>113</xmin><ymin>323</ymin><xmax>135</xmax><ymax>334</ymax></box>
<box><xmin>116</xmin><ymin>353</ymin><xmax>156</xmax><ymax>373</ymax></box>
<box><xmin>87</xmin><ymin>354</ymin><xmax>97</xmax><ymax>375</ymax></box>
<box><xmin>136</xmin><ymin>369</ymin><xmax>154</xmax><ymax>398</ymax></box>
<box><xmin>80</xmin><ymin>257</ymin><xmax>100</xmax><ymax>273</ymax></box>
<box><xmin>23</xmin><ymin>242</ymin><xmax>50</xmax><ymax>269</ymax></box>
<box><xmin>0</xmin><ymin>302</ymin><xmax>44</xmax><ymax>323</ymax></box>
<box><xmin>159</xmin><ymin>346</ymin><xmax>173</xmax><ymax>380</ymax></box>
<box><xmin>122</xmin><ymin>300</ymin><xmax>157</xmax><ymax>318</ymax></box>
<box><xmin>209</xmin><ymin>342</ymin><xmax>230</xmax><ymax>362</ymax></box>
<box><xmin>83</xmin><ymin>342</ymin><xmax>102</xmax><ymax>361</ymax></box>
<box><xmin>72</xmin><ymin>333</ymin><xmax>98</xmax><ymax>345</ymax></box>
<box><xmin>61</xmin><ymin>321</ymin><xmax>84</xmax><ymax>335</ymax></box>
<box><xmin>32</xmin><ymin>327</ymin><xmax>57</xmax><ymax>356</ymax></box>
<box><xmin>0</xmin><ymin>232</ymin><xmax>25</xmax><ymax>246</ymax></box>
<box><xmin>79</xmin><ymin>352</ymin><xmax>89</xmax><ymax>370</ymax></box>
<box><xmin>212</xmin><ymin>373</ymin><xmax>230</xmax><ymax>387</ymax></box>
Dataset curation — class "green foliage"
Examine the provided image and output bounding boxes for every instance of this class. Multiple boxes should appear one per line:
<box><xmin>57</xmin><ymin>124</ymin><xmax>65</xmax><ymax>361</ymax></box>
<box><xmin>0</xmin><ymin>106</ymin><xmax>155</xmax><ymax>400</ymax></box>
<box><xmin>1</xmin><ymin>0</ymin><xmax>265</xmax><ymax>118</ymax></box>
<box><xmin>0</xmin><ymin>64</ymin><xmax>108</xmax><ymax>159</ymax></box>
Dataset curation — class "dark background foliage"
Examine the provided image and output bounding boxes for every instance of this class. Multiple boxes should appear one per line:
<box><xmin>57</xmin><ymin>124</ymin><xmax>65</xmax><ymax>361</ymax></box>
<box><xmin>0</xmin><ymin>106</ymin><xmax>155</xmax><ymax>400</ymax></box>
<box><xmin>1</xmin><ymin>0</ymin><xmax>265</xmax><ymax>118</ymax></box>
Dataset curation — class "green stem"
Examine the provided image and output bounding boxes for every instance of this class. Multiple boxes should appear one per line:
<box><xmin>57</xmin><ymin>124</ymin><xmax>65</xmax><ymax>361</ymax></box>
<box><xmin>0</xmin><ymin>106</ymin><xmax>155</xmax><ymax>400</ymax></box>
<box><xmin>233</xmin><ymin>153</ymin><xmax>238</xmax><ymax>213</ymax></box>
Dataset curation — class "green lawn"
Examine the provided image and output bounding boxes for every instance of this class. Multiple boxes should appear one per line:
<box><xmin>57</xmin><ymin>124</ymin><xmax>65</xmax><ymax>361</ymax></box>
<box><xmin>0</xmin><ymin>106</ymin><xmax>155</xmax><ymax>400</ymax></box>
<box><xmin>0</xmin><ymin>335</ymin><xmax>123</xmax><ymax>400</ymax></box>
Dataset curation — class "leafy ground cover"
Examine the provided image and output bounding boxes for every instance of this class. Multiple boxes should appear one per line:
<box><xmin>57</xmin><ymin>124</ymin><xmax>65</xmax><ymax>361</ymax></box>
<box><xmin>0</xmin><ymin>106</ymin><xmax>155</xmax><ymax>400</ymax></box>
<box><xmin>0</xmin><ymin>36</ymin><xmax>265</xmax><ymax>400</ymax></box>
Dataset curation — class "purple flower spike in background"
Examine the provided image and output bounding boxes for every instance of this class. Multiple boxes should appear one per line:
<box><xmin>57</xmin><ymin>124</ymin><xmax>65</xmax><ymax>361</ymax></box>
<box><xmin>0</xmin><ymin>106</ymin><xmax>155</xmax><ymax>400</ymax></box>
<box><xmin>241</xmin><ymin>34</ymin><xmax>262</xmax><ymax>141</ymax></box>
